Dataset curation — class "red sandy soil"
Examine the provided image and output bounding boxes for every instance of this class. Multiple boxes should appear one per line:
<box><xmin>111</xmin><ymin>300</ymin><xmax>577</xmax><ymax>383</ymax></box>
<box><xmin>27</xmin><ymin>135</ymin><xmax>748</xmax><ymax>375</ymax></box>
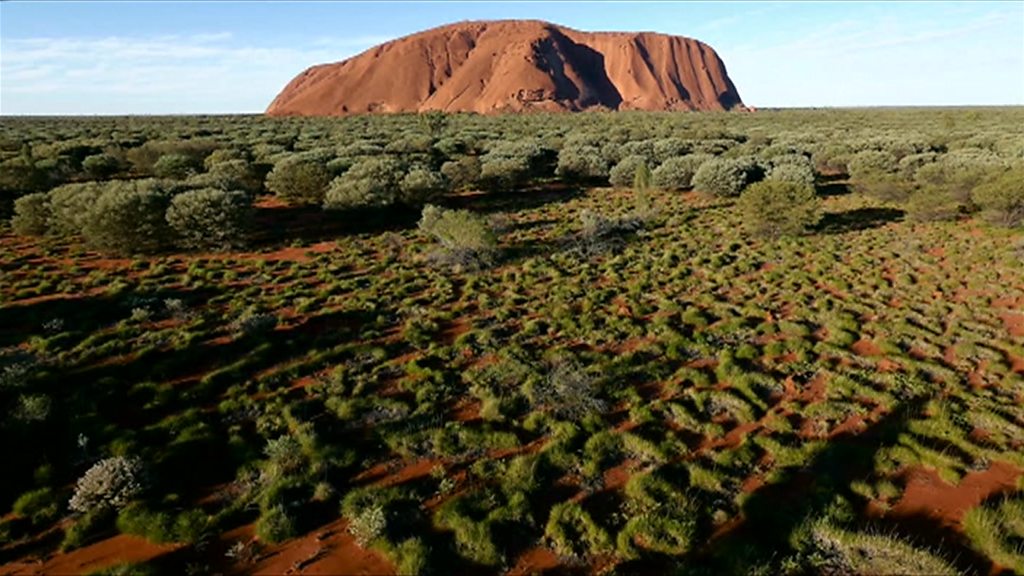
<box><xmin>999</xmin><ymin>312</ymin><xmax>1024</xmax><ymax>337</ymax></box>
<box><xmin>507</xmin><ymin>546</ymin><xmax>561</xmax><ymax>576</ymax></box>
<box><xmin>891</xmin><ymin>460</ymin><xmax>1023</xmax><ymax>526</ymax></box>
<box><xmin>850</xmin><ymin>339</ymin><xmax>883</xmax><ymax>357</ymax></box>
<box><xmin>238</xmin><ymin>519</ymin><xmax>394</xmax><ymax>576</ymax></box>
<box><xmin>266</xmin><ymin>20</ymin><xmax>744</xmax><ymax>116</ymax></box>
<box><xmin>602</xmin><ymin>459</ymin><xmax>639</xmax><ymax>492</ymax></box>
<box><xmin>1</xmin><ymin>534</ymin><xmax>182</xmax><ymax>576</ymax></box>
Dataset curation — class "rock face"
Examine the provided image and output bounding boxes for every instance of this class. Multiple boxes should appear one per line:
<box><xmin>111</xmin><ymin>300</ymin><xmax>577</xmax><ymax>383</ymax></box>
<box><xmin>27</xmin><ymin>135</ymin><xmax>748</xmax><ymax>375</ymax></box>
<box><xmin>266</xmin><ymin>20</ymin><xmax>744</xmax><ymax>116</ymax></box>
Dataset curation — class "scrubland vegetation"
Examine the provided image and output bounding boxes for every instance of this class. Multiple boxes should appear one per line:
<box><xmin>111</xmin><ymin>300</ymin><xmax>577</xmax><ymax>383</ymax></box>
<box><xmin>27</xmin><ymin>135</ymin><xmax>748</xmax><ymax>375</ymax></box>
<box><xmin>1</xmin><ymin>107</ymin><xmax>1023</xmax><ymax>575</ymax></box>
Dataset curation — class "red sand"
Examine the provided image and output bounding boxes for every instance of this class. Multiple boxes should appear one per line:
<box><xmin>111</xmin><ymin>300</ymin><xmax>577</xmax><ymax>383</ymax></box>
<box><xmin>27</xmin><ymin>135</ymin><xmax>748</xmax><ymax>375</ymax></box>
<box><xmin>2</xmin><ymin>534</ymin><xmax>182</xmax><ymax>576</ymax></box>
<box><xmin>266</xmin><ymin>20</ymin><xmax>744</xmax><ymax>116</ymax></box>
<box><xmin>244</xmin><ymin>519</ymin><xmax>394</xmax><ymax>576</ymax></box>
<box><xmin>891</xmin><ymin>460</ymin><xmax>1023</xmax><ymax>526</ymax></box>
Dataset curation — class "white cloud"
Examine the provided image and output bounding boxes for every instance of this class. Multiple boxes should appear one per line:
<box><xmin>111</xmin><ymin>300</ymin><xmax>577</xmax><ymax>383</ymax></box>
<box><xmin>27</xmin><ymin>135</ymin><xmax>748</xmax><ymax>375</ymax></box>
<box><xmin>720</xmin><ymin>8</ymin><xmax>1023</xmax><ymax>107</ymax></box>
<box><xmin>0</xmin><ymin>31</ymin><xmax>393</xmax><ymax>114</ymax></box>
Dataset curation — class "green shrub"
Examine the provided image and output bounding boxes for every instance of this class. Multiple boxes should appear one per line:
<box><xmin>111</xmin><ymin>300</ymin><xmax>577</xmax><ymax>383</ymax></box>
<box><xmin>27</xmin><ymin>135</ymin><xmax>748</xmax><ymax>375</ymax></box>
<box><xmin>440</xmin><ymin>156</ymin><xmax>481</xmax><ymax>191</ymax></box>
<box><xmin>324</xmin><ymin>157</ymin><xmax>406</xmax><ymax>209</ymax></box>
<box><xmin>797</xmin><ymin>521</ymin><xmax>958</xmax><ymax>575</ymax></box>
<box><xmin>767</xmin><ymin>161</ymin><xmax>816</xmax><ymax>187</ymax></box>
<box><xmin>972</xmin><ymin>167</ymin><xmax>1024</xmax><ymax>227</ymax></box>
<box><xmin>737</xmin><ymin>180</ymin><xmax>821</xmax><ymax>239</ymax></box>
<box><xmin>693</xmin><ymin>157</ymin><xmax>758</xmax><ymax>197</ymax></box>
<box><xmin>544</xmin><ymin>501</ymin><xmax>611</xmax><ymax>558</ymax></box>
<box><xmin>82</xmin><ymin>153</ymin><xmax>122</xmax><ymax>180</ymax></box>
<box><xmin>556</xmin><ymin>145</ymin><xmax>609</xmax><ymax>182</ymax></box>
<box><xmin>13</xmin><ymin>487</ymin><xmax>60</xmax><ymax>526</ymax></box>
<box><xmin>192</xmin><ymin>159</ymin><xmax>263</xmax><ymax>194</ymax></box>
<box><xmin>399</xmin><ymin>168</ymin><xmax>447</xmax><ymax>206</ymax></box>
<box><xmin>609</xmin><ymin>155</ymin><xmax>648</xmax><ymax>189</ymax></box>
<box><xmin>255</xmin><ymin>503</ymin><xmax>295</xmax><ymax>543</ymax></box>
<box><xmin>851</xmin><ymin>172</ymin><xmax>914</xmax><ymax>202</ymax></box>
<box><xmin>166</xmin><ymin>188</ymin><xmax>253</xmax><ymax>251</ymax></box>
<box><xmin>963</xmin><ymin>495</ymin><xmax>1024</xmax><ymax>573</ymax></box>
<box><xmin>48</xmin><ymin>182</ymin><xmax>105</xmax><ymax>236</ymax></box>
<box><xmin>848</xmin><ymin>150</ymin><xmax>898</xmax><ymax>180</ymax></box>
<box><xmin>434</xmin><ymin>494</ymin><xmax>503</xmax><ymax>566</ymax></box>
<box><xmin>392</xmin><ymin>537</ymin><xmax>430</xmax><ymax>575</ymax></box>
<box><xmin>418</xmin><ymin>204</ymin><xmax>498</xmax><ymax>270</ymax></box>
<box><xmin>152</xmin><ymin>153</ymin><xmax>199</xmax><ymax>180</ymax></box>
<box><xmin>82</xmin><ymin>181</ymin><xmax>172</xmax><ymax>254</ymax></box>
<box><xmin>633</xmin><ymin>161</ymin><xmax>652</xmax><ymax>191</ymax></box>
<box><xmin>265</xmin><ymin>155</ymin><xmax>331</xmax><ymax>205</ymax></box>
<box><xmin>652</xmin><ymin>155</ymin><xmax>711</xmax><ymax>190</ymax></box>
<box><xmin>116</xmin><ymin>503</ymin><xmax>207</xmax><ymax>544</ymax></box>
<box><xmin>479</xmin><ymin>139</ymin><xmax>554</xmax><ymax>191</ymax></box>
<box><xmin>11</xmin><ymin>192</ymin><xmax>51</xmax><ymax>235</ymax></box>
<box><xmin>905</xmin><ymin>185</ymin><xmax>963</xmax><ymax>222</ymax></box>
<box><xmin>61</xmin><ymin>508</ymin><xmax>113</xmax><ymax>551</ymax></box>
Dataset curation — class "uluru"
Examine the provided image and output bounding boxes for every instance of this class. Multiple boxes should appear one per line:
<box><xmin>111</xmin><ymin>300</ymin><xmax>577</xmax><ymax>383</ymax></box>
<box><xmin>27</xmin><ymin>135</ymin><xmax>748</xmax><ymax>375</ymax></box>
<box><xmin>266</xmin><ymin>19</ymin><xmax>745</xmax><ymax>116</ymax></box>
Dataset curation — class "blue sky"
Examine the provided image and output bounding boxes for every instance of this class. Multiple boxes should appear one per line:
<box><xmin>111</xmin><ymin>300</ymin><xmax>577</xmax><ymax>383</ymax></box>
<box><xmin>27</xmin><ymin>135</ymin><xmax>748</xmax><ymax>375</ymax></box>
<box><xmin>2</xmin><ymin>1</ymin><xmax>1022</xmax><ymax>114</ymax></box>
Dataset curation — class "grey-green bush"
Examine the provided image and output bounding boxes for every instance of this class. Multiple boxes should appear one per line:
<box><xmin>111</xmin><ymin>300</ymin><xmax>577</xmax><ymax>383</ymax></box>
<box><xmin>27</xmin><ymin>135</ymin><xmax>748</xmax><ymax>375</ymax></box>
<box><xmin>441</xmin><ymin>156</ymin><xmax>481</xmax><ymax>192</ymax></box>
<box><xmin>82</xmin><ymin>153</ymin><xmax>122</xmax><ymax>180</ymax></box>
<box><xmin>399</xmin><ymin>168</ymin><xmax>447</xmax><ymax>205</ymax></box>
<box><xmin>905</xmin><ymin>185</ymin><xmax>963</xmax><ymax>223</ymax></box>
<box><xmin>767</xmin><ymin>162</ymin><xmax>816</xmax><ymax>187</ymax></box>
<box><xmin>48</xmin><ymin>182</ymin><xmax>105</xmax><ymax>236</ymax></box>
<box><xmin>693</xmin><ymin>157</ymin><xmax>755</xmax><ymax>197</ymax></box>
<box><xmin>11</xmin><ymin>192</ymin><xmax>51</xmax><ymax>236</ymax></box>
<box><xmin>972</xmin><ymin>167</ymin><xmax>1024</xmax><ymax>227</ymax></box>
<box><xmin>609</xmin><ymin>155</ymin><xmax>648</xmax><ymax>189</ymax></box>
<box><xmin>166</xmin><ymin>188</ymin><xmax>253</xmax><ymax>251</ymax></box>
<box><xmin>82</xmin><ymin>181</ymin><xmax>173</xmax><ymax>255</ymax></box>
<box><xmin>651</xmin><ymin>155</ymin><xmax>711</xmax><ymax>191</ymax></box>
<box><xmin>152</xmin><ymin>153</ymin><xmax>199</xmax><ymax>180</ymax></box>
<box><xmin>193</xmin><ymin>159</ymin><xmax>263</xmax><ymax>194</ymax></box>
<box><xmin>556</xmin><ymin>145</ymin><xmax>609</xmax><ymax>182</ymax></box>
<box><xmin>324</xmin><ymin>157</ymin><xmax>406</xmax><ymax>209</ymax></box>
<box><xmin>265</xmin><ymin>155</ymin><xmax>331</xmax><ymax>205</ymax></box>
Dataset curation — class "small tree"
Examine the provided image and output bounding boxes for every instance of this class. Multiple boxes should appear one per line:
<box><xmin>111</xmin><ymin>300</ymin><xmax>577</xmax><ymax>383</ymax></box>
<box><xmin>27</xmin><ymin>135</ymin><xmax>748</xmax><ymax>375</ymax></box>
<box><xmin>11</xmin><ymin>192</ymin><xmax>51</xmax><ymax>236</ymax></box>
<box><xmin>69</xmin><ymin>457</ymin><xmax>145</xmax><ymax>514</ymax></box>
<box><xmin>166</xmin><ymin>188</ymin><xmax>253</xmax><ymax>251</ymax></box>
<box><xmin>265</xmin><ymin>155</ymin><xmax>331</xmax><ymax>205</ymax></box>
<box><xmin>738</xmin><ymin>180</ymin><xmax>821</xmax><ymax>239</ymax></box>
<box><xmin>633</xmin><ymin>162</ymin><xmax>652</xmax><ymax>192</ymax></box>
<box><xmin>82</xmin><ymin>180</ymin><xmax>172</xmax><ymax>255</ymax></box>
<box><xmin>972</xmin><ymin>167</ymin><xmax>1024</xmax><ymax>227</ymax></box>
<box><xmin>418</xmin><ymin>204</ymin><xmax>498</xmax><ymax>270</ymax></box>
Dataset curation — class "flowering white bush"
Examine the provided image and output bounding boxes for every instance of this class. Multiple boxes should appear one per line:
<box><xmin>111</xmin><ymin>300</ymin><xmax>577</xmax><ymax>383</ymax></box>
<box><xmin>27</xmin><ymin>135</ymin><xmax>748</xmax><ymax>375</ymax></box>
<box><xmin>68</xmin><ymin>457</ymin><xmax>145</xmax><ymax>514</ymax></box>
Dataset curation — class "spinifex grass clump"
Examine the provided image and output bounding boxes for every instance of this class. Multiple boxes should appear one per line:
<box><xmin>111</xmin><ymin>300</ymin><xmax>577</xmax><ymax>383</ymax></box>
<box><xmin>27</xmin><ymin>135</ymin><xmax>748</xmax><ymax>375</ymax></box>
<box><xmin>418</xmin><ymin>204</ymin><xmax>498</xmax><ymax>270</ymax></box>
